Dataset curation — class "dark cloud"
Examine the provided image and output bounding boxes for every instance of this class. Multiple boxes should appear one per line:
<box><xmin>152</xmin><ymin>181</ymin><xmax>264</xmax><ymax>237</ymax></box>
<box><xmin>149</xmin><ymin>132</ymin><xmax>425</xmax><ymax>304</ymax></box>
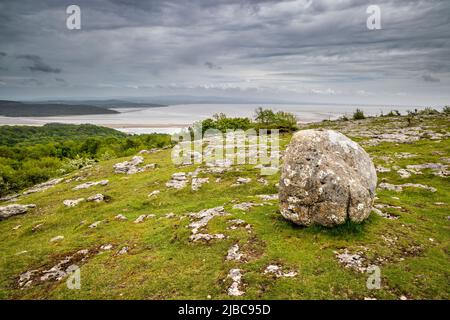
<box><xmin>422</xmin><ymin>74</ymin><xmax>441</xmax><ymax>83</ymax></box>
<box><xmin>205</xmin><ymin>62</ymin><xmax>222</xmax><ymax>70</ymax></box>
<box><xmin>0</xmin><ymin>0</ymin><xmax>448</xmax><ymax>104</ymax></box>
<box><xmin>16</xmin><ymin>54</ymin><xmax>61</xmax><ymax>73</ymax></box>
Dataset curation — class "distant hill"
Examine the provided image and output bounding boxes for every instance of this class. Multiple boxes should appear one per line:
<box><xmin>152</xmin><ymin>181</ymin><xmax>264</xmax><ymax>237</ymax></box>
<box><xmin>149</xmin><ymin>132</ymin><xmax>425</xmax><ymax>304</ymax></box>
<box><xmin>0</xmin><ymin>100</ymin><xmax>120</xmax><ymax>117</ymax></box>
<box><xmin>46</xmin><ymin>99</ymin><xmax>167</xmax><ymax>109</ymax></box>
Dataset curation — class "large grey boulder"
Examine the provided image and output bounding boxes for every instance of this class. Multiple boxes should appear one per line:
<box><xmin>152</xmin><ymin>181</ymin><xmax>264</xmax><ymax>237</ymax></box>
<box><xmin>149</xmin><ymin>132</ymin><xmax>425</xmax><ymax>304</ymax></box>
<box><xmin>279</xmin><ymin>129</ymin><xmax>377</xmax><ymax>227</ymax></box>
<box><xmin>0</xmin><ymin>204</ymin><xmax>36</xmax><ymax>220</ymax></box>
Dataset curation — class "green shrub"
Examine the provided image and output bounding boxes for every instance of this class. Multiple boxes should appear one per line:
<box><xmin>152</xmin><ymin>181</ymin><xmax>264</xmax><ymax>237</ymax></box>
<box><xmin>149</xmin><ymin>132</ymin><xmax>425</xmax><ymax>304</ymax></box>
<box><xmin>352</xmin><ymin>109</ymin><xmax>366</xmax><ymax>120</ymax></box>
<box><xmin>442</xmin><ymin>106</ymin><xmax>450</xmax><ymax>114</ymax></box>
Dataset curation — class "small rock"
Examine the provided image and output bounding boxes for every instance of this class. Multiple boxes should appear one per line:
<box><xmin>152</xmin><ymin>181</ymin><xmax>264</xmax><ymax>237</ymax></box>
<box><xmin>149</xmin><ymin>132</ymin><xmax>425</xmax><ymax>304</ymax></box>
<box><xmin>134</xmin><ymin>215</ymin><xmax>147</xmax><ymax>224</ymax></box>
<box><xmin>73</xmin><ymin>180</ymin><xmax>108</xmax><ymax>190</ymax></box>
<box><xmin>88</xmin><ymin>221</ymin><xmax>102</xmax><ymax>228</ymax></box>
<box><xmin>117</xmin><ymin>246</ymin><xmax>129</xmax><ymax>255</ymax></box>
<box><xmin>115</xmin><ymin>214</ymin><xmax>128</xmax><ymax>221</ymax></box>
<box><xmin>63</xmin><ymin>198</ymin><xmax>85</xmax><ymax>207</ymax></box>
<box><xmin>31</xmin><ymin>223</ymin><xmax>44</xmax><ymax>232</ymax></box>
<box><xmin>50</xmin><ymin>235</ymin><xmax>64</xmax><ymax>243</ymax></box>
<box><xmin>87</xmin><ymin>194</ymin><xmax>105</xmax><ymax>202</ymax></box>
<box><xmin>226</xmin><ymin>244</ymin><xmax>243</xmax><ymax>261</ymax></box>
<box><xmin>148</xmin><ymin>190</ymin><xmax>160</xmax><ymax>197</ymax></box>
<box><xmin>227</xmin><ymin>269</ymin><xmax>244</xmax><ymax>296</ymax></box>
<box><xmin>100</xmin><ymin>244</ymin><xmax>113</xmax><ymax>251</ymax></box>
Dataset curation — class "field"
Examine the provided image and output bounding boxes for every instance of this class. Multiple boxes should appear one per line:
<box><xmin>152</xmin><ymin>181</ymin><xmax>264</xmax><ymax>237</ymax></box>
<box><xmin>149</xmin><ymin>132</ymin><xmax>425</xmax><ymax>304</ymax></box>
<box><xmin>0</xmin><ymin>113</ymin><xmax>449</xmax><ymax>300</ymax></box>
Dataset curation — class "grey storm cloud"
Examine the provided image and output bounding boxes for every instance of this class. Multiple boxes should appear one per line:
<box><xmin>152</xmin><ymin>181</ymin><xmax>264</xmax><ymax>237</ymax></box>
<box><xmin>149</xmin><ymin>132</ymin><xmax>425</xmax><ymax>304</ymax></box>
<box><xmin>16</xmin><ymin>54</ymin><xmax>62</xmax><ymax>73</ymax></box>
<box><xmin>422</xmin><ymin>74</ymin><xmax>440</xmax><ymax>83</ymax></box>
<box><xmin>0</xmin><ymin>0</ymin><xmax>449</xmax><ymax>105</ymax></box>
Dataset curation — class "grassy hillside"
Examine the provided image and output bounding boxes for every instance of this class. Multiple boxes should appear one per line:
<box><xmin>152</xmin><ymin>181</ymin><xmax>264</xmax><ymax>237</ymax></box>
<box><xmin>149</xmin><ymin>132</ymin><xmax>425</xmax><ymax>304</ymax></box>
<box><xmin>0</xmin><ymin>100</ymin><xmax>119</xmax><ymax>117</ymax></box>
<box><xmin>0</xmin><ymin>113</ymin><xmax>448</xmax><ymax>300</ymax></box>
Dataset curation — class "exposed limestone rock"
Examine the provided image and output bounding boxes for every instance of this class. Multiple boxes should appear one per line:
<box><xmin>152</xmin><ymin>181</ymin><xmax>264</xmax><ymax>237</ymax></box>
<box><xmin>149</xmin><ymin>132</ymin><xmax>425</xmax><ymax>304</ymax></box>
<box><xmin>264</xmin><ymin>265</ymin><xmax>297</xmax><ymax>278</ymax></box>
<box><xmin>113</xmin><ymin>156</ymin><xmax>147</xmax><ymax>174</ymax></box>
<box><xmin>226</xmin><ymin>244</ymin><xmax>243</xmax><ymax>261</ymax></box>
<box><xmin>280</xmin><ymin>129</ymin><xmax>377</xmax><ymax>227</ymax></box>
<box><xmin>191</xmin><ymin>177</ymin><xmax>209</xmax><ymax>191</ymax></box>
<box><xmin>188</xmin><ymin>206</ymin><xmax>227</xmax><ymax>242</ymax></box>
<box><xmin>165</xmin><ymin>213</ymin><xmax>176</xmax><ymax>218</ymax></box>
<box><xmin>376</xmin><ymin>166</ymin><xmax>391</xmax><ymax>173</ymax></box>
<box><xmin>18</xmin><ymin>249</ymin><xmax>90</xmax><ymax>288</ymax></box>
<box><xmin>257</xmin><ymin>178</ymin><xmax>268</xmax><ymax>185</ymax></box>
<box><xmin>73</xmin><ymin>180</ymin><xmax>108</xmax><ymax>190</ymax></box>
<box><xmin>372</xmin><ymin>208</ymin><xmax>399</xmax><ymax>220</ymax></box>
<box><xmin>232</xmin><ymin>177</ymin><xmax>251</xmax><ymax>186</ymax></box>
<box><xmin>406</xmin><ymin>163</ymin><xmax>449</xmax><ymax>178</ymax></box>
<box><xmin>31</xmin><ymin>223</ymin><xmax>44</xmax><ymax>232</ymax></box>
<box><xmin>88</xmin><ymin>221</ymin><xmax>102</xmax><ymax>228</ymax></box>
<box><xmin>0</xmin><ymin>194</ymin><xmax>20</xmax><ymax>202</ymax></box>
<box><xmin>148</xmin><ymin>190</ymin><xmax>160</xmax><ymax>197</ymax></box>
<box><xmin>232</xmin><ymin>202</ymin><xmax>261</xmax><ymax>211</ymax></box>
<box><xmin>397</xmin><ymin>169</ymin><xmax>411</xmax><ymax>179</ymax></box>
<box><xmin>117</xmin><ymin>246</ymin><xmax>129</xmax><ymax>255</ymax></box>
<box><xmin>50</xmin><ymin>235</ymin><xmax>64</xmax><ymax>243</ymax></box>
<box><xmin>115</xmin><ymin>214</ymin><xmax>128</xmax><ymax>221</ymax></box>
<box><xmin>63</xmin><ymin>198</ymin><xmax>85</xmax><ymax>207</ymax></box>
<box><xmin>378</xmin><ymin>182</ymin><xmax>437</xmax><ymax>193</ymax></box>
<box><xmin>227</xmin><ymin>268</ymin><xmax>244</xmax><ymax>296</ymax></box>
<box><xmin>334</xmin><ymin>249</ymin><xmax>367</xmax><ymax>273</ymax></box>
<box><xmin>166</xmin><ymin>172</ymin><xmax>188</xmax><ymax>189</ymax></box>
<box><xmin>257</xmin><ymin>194</ymin><xmax>278</xmax><ymax>201</ymax></box>
<box><xmin>23</xmin><ymin>178</ymin><xmax>64</xmax><ymax>195</ymax></box>
<box><xmin>12</xmin><ymin>224</ymin><xmax>22</xmax><ymax>230</ymax></box>
<box><xmin>100</xmin><ymin>244</ymin><xmax>113</xmax><ymax>251</ymax></box>
<box><xmin>0</xmin><ymin>204</ymin><xmax>36</xmax><ymax>220</ymax></box>
<box><xmin>87</xmin><ymin>194</ymin><xmax>105</xmax><ymax>202</ymax></box>
<box><xmin>134</xmin><ymin>214</ymin><xmax>151</xmax><ymax>224</ymax></box>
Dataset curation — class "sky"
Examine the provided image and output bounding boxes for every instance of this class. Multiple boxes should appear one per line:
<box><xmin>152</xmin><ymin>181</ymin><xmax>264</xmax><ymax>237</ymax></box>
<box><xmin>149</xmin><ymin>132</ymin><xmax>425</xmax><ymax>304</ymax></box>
<box><xmin>0</xmin><ymin>0</ymin><xmax>449</xmax><ymax>106</ymax></box>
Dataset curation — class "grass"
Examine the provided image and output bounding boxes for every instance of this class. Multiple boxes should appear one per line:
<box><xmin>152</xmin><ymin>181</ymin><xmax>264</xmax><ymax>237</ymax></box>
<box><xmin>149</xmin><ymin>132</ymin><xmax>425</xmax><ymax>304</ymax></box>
<box><xmin>0</xmin><ymin>113</ymin><xmax>449</xmax><ymax>300</ymax></box>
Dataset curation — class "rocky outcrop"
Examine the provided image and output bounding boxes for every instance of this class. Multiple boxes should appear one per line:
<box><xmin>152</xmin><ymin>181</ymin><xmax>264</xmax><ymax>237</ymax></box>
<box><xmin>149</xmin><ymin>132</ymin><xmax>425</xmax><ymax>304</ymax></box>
<box><xmin>63</xmin><ymin>198</ymin><xmax>85</xmax><ymax>207</ymax></box>
<box><xmin>0</xmin><ymin>204</ymin><xmax>36</xmax><ymax>220</ymax></box>
<box><xmin>166</xmin><ymin>172</ymin><xmax>188</xmax><ymax>189</ymax></box>
<box><xmin>279</xmin><ymin>129</ymin><xmax>377</xmax><ymax>227</ymax></box>
<box><xmin>113</xmin><ymin>156</ymin><xmax>156</xmax><ymax>175</ymax></box>
<box><xmin>73</xmin><ymin>180</ymin><xmax>108</xmax><ymax>190</ymax></box>
<box><xmin>23</xmin><ymin>178</ymin><xmax>64</xmax><ymax>195</ymax></box>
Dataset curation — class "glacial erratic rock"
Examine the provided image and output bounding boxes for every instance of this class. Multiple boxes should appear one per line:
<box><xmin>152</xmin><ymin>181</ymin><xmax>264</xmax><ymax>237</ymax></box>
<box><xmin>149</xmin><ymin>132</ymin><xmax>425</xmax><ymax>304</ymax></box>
<box><xmin>279</xmin><ymin>129</ymin><xmax>377</xmax><ymax>227</ymax></box>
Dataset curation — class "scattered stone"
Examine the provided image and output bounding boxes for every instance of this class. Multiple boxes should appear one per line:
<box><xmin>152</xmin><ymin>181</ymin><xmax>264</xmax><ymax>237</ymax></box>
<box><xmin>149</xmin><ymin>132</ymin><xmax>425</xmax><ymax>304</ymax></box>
<box><xmin>165</xmin><ymin>213</ymin><xmax>176</xmax><ymax>218</ymax></box>
<box><xmin>23</xmin><ymin>178</ymin><xmax>64</xmax><ymax>195</ymax></box>
<box><xmin>73</xmin><ymin>180</ymin><xmax>108</xmax><ymax>190</ymax></box>
<box><xmin>192</xmin><ymin>177</ymin><xmax>209</xmax><ymax>191</ymax></box>
<box><xmin>378</xmin><ymin>182</ymin><xmax>437</xmax><ymax>193</ymax></box>
<box><xmin>257</xmin><ymin>178</ymin><xmax>268</xmax><ymax>185</ymax></box>
<box><xmin>63</xmin><ymin>198</ymin><xmax>85</xmax><ymax>207</ymax></box>
<box><xmin>166</xmin><ymin>172</ymin><xmax>188</xmax><ymax>189</ymax></box>
<box><xmin>227</xmin><ymin>269</ymin><xmax>244</xmax><ymax>296</ymax></box>
<box><xmin>117</xmin><ymin>246</ymin><xmax>129</xmax><ymax>255</ymax></box>
<box><xmin>226</xmin><ymin>244</ymin><xmax>244</xmax><ymax>261</ymax></box>
<box><xmin>395</xmin><ymin>152</ymin><xmax>417</xmax><ymax>159</ymax></box>
<box><xmin>232</xmin><ymin>177</ymin><xmax>251</xmax><ymax>186</ymax></box>
<box><xmin>115</xmin><ymin>214</ymin><xmax>128</xmax><ymax>221</ymax></box>
<box><xmin>0</xmin><ymin>194</ymin><xmax>20</xmax><ymax>202</ymax></box>
<box><xmin>264</xmin><ymin>265</ymin><xmax>297</xmax><ymax>278</ymax></box>
<box><xmin>188</xmin><ymin>207</ymin><xmax>227</xmax><ymax>242</ymax></box>
<box><xmin>406</xmin><ymin>163</ymin><xmax>449</xmax><ymax>178</ymax></box>
<box><xmin>434</xmin><ymin>202</ymin><xmax>445</xmax><ymax>206</ymax></box>
<box><xmin>87</xmin><ymin>194</ymin><xmax>105</xmax><ymax>202</ymax></box>
<box><xmin>88</xmin><ymin>221</ymin><xmax>102</xmax><ymax>228</ymax></box>
<box><xmin>397</xmin><ymin>169</ymin><xmax>411</xmax><ymax>179</ymax></box>
<box><xmin>50</xmin><ymin>235</ymin><xmax>64</xmax><ymax>243</ymax></box>
<box><xmin>334</xmin><ymin>249</ymin><xmax>367</xmax><ymax>272</ymax></box>
<box><xmin>18</xmin><ymin>249</ymin><xmax>90</xmax><ymax>288</ymax></box>
<box><xmin>280</xmin><ymin>129</ymin><xmax>377</xmax><ymax>227</ymax></box>
<box><xmin>12</xmin><ymin>224</ymin><xmax>22</xmax><ymax>230</ymax></box>
<box><xmin>232</xmin><ymin>202</ymin><xmax>260</xmax><ymax>211</ymax></box>
<box><xmin>257</xmin><ymin>194</ymin><xmax>278</xmax><ymax>201</ymax></box>
<box><xmin>376</xmin><ymin>166</ymin><xmax>391</xmax><ymax>173</ymax></box>
<box><xmin>148</xmin><ymin>190</ymin><xmax>160</xmax><ymax>197</ymax></box>
<box><xmin>0</xmin><ymin>204</ymin><xmax>36</xmax><ymax>220</ymax></box>
<box><xmin>100</xmin><ymin>244</ymin><xmax>113</xmax><ymax>251</ymax></box>
<box><xmin>113</xmin><ymin>156</ymin><xmax>144</xmax><ymax>174</ymax></box>
<box><xmin>190</xmin><ymin>233</ymin><xmax>225</xmax><ymax>241</ymax></box>
<box><xmin>372</xmin><ymin>208</ymin><xmax>399</xmax><ymax>220</ymax></box>
<box><xmin>31</xmin><ymin>223</ymin><xmax>44</xmax><ymax>232</ymax></box>
<box><xmin>15</xmin><ymin>250</ymin><xmax>28</xmax><ymax>256</ymax></box>
<box><xmin>134</xmin><ymin>215</ymin><xmax>147</xmax><ymax>224</ymax></box>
